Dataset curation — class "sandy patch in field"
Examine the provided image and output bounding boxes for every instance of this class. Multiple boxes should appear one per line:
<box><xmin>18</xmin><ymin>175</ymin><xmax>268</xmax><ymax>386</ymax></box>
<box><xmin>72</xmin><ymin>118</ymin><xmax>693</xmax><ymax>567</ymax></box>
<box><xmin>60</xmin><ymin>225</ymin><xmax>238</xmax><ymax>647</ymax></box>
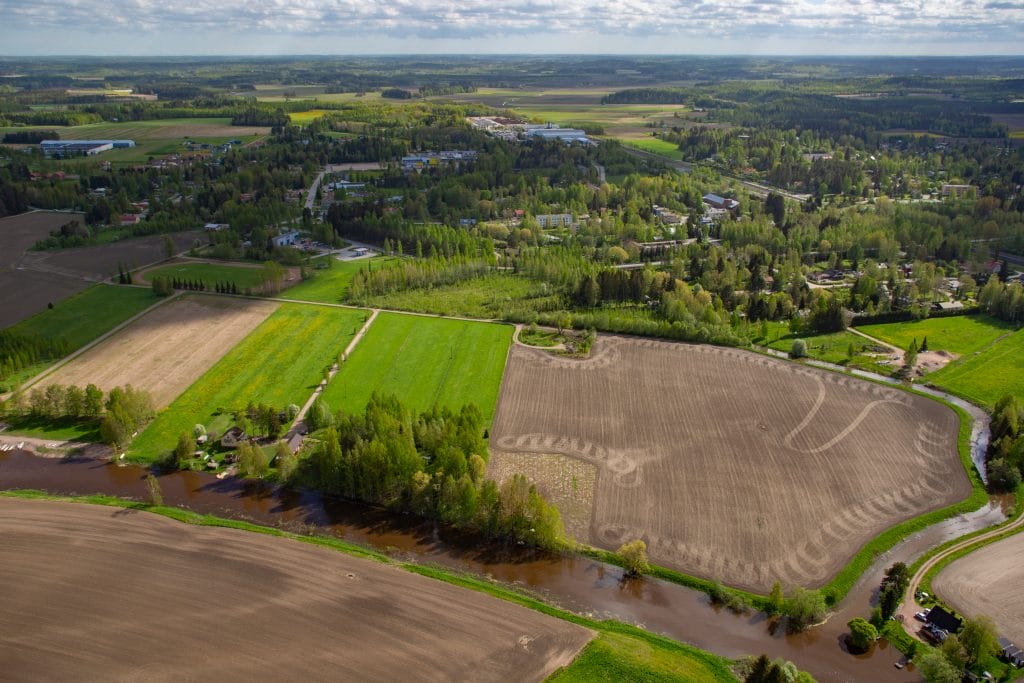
<box><xmin>491</xmin><ymin>336</ymin><xmax>969</xmax><ymax>592</ymax></box>
<box><xmin>0</xmin><ymin>497</ymin><xmax>592</xmax><ymax>682</ymax></box>
<box><xmin>933</xmin><ymin>531</ymin><xmax>1024</xmax><ymax>646</ymax></box>
<box><xmin>37</xmin><ymin>295</ymin><xmax>277</xmax><ymax>408</ymax></box>
<box><xmin>489</xmin><ymin>452</ymin><xmax>597</xmax><ymax>543</ymax></box>
<box><xmin>914</xmin><ymin>350</ymin><xmax>958</xmax><ymax>375</ymax></box>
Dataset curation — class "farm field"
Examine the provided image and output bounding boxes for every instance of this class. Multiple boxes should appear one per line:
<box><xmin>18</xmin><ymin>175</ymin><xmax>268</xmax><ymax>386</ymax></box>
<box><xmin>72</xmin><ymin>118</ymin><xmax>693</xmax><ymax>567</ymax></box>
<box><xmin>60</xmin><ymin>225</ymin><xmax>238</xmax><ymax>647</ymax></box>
<box><xmin>281</xmin><ymin>256</ymin><xmax>392</xmax><ymax>303</ymax></box>
<box><xmin>927</xmin><ymin>329</ymin><xmax>1024</xmax><ymax>409</ymax></box>
<box><xmin>858</xmin><ymin>315</ymin><xmax>1016</xmax><ymax>356</ymax></box>
<box><xmin>3</xmin><ymin>285</ymin><xmax>159</xmax><ymax>388</ymax></box>
<box><xmin>128</xmin><ymin>303</ymin><xmax>365</xmax><ymax>461</ymax></box>
<box><xmin>37</xmin><ymin>295</ymin><xmax>277</xmax><ymax>409</ymax></box>
<box><xmin>489</xmin><ymin>336</ymin><xmax>969</xmax><ymax>592</ymax></box>
<box><xmin>0</xmin><ymin>118</ymin><xmax>269</xmax><ymax>163</ymax></box>
<box><xmin>322</xmin><ymin>313</ymin><xmax>513</xmax><ymax>425</ymax></box>
<box><xmin>932</xmin><ymin>530</ymin><xmax>1024</xmax><ymax>645</ymax></box>
<box><xmin>141</xmin><ymin>261</ymin><xmax>270</xmax><ymax>291</ymax></box>
<box><xmin>0</xmin><ymin>211</ymin><xmax>90</xmax><ymax>328</ymax></box>
<box><xmin>0</xmin><ymin>497</ymin><xmax>592</xmax><ymax>682</ymax></box>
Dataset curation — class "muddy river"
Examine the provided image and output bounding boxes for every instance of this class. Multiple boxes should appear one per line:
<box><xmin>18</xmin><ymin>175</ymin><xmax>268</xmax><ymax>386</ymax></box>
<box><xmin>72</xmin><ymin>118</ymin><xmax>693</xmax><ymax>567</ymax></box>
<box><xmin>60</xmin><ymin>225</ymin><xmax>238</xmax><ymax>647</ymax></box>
<box><xmin>0</xmin><ymin>449</ymin><xmax>1007</xmax><ymax>682</ymax></box>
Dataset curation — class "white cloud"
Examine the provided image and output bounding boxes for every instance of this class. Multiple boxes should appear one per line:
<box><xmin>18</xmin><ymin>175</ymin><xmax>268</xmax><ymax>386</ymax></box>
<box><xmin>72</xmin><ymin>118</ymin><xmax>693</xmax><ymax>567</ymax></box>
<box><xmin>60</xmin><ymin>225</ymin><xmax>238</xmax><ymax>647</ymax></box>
<box><xmin>0</xmin><ymin>0</ymin><xmax>1021</xmax><ymax>53</ymax></box>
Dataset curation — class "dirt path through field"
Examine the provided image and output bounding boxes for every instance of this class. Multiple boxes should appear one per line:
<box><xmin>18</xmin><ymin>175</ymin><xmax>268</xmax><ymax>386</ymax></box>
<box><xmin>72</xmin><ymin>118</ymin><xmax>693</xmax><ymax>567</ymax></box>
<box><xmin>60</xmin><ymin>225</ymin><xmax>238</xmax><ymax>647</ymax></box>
<box><xmin>0</xmin><ymin>497</ymin><xmax>592</xmax><ymax>682</ymax></box>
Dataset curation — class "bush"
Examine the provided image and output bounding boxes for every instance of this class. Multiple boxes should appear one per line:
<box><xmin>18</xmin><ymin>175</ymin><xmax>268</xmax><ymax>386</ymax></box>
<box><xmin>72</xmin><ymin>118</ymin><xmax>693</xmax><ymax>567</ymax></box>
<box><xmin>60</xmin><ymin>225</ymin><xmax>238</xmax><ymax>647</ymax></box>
<box><xmin>618</xmin><ymin>539</ymin><xmax>650</xmax><ymax>576</ymax></box>
<box><xmin>790</xmin><ymin>339</ymin><xmax>808</xmax><ymax>358</ymax></box>
<box><xmin>847</xmin><ymin>618</ymin><xmax>878</xmax><ymax>652</ymax></box>
<box><xmin>784</xmin><ymin>587</ymin><xmax>827</xmax><ymax>631</ymax></box>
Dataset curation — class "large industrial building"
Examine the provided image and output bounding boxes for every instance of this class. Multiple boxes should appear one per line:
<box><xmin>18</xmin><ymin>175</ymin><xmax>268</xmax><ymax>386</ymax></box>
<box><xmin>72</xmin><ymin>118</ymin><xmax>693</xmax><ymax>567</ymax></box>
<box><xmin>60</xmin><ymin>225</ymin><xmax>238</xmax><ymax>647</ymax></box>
<box><xmin>40</xmin><ymin>139</ymin><xmax>136</xmax><ymax>157</ymax></box>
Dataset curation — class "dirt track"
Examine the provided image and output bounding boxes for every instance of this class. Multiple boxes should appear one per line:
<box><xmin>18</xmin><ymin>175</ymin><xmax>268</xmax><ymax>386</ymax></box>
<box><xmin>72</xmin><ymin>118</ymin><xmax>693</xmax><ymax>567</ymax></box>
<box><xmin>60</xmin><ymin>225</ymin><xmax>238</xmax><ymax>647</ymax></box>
<box><xmin>0</xmin><ymin>497</ymin><xmax>592</xmax><ymax>682</ymax></box>
<box><xmin>38</xmin><ymin>295</ymin><xmax>277</xmax><ymax>408</ymax></box>
<box><xmin>931</xmin><ymin>531</ymin><xmax>1024</xmax><ymax>645</ymax></box>
<box><xmin>489</xmin><ymin>336</ymin><xmax>970</xmax><ymax>593</ymax></box>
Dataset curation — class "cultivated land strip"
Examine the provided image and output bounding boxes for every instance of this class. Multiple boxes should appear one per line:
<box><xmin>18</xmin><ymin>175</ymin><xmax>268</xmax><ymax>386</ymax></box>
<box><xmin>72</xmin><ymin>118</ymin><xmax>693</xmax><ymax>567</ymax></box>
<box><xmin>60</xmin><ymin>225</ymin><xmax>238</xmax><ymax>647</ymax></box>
<box><xmin>0</xmin><ymin>497</ymin><xmax>593</xmax><ymax>682</ymax></box>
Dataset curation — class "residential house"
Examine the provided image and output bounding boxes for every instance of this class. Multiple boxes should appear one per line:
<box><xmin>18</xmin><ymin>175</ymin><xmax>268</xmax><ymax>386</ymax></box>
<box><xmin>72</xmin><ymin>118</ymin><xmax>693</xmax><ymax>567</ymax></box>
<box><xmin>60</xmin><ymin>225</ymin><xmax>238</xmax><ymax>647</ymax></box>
<box><xmin>221</xmin><ymin>427</ymin><xmax>247</xmax><ymax>449</ymax></box>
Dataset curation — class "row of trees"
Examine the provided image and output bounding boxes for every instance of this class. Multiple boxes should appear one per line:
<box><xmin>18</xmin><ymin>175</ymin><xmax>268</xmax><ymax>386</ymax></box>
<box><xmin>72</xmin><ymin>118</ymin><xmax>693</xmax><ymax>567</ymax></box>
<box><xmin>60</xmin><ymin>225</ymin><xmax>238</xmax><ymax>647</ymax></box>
<box><xmin>0</xmin><ymin>329</ymin><xmax>69</xmax><ymax>384</ymax></box>
<box><xmin>987</xmin><ymin>394</ymin><xmax>1024</xmax><ymax>492</ymax></box>
<box><xmin>294</xmin><ymin>393</ymin><xmax>563</xmax><ymax>548</ymax></box>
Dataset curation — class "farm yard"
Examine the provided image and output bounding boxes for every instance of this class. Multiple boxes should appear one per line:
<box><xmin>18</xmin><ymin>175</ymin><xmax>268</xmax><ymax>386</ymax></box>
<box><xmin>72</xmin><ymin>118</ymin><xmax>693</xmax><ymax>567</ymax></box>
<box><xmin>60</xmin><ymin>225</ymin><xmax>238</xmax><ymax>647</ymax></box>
<box><xmin>322</xmin><ymin>313</ymin><xmax>513</xmax><ymax>425</ymax></box>
<box><xmin>489</xmin><ymin>336</ymin><xmax>970</xmax><ymax>593</ymax></box>
<box><xmin>0</xmin><ymin>497</ymin><xmax>592</xmax><ymax>682</ymax></box>
<box><xmin>128</xmin><ymin>303</ymin><xmax>365</xmax><ymax>462</ymax></box>
<box><xmin>2</xmin><ymin>285</ymin><xmax>158</xmax><ymax>388</ymax></box>
<box><xmin>36</xmin><ymin>295</ymin><xmax>278</xmax><ymax>409</ymax></box>
<box><xmin>932</xmin><ymin>531</ymin><xmax>1024</xmax><ymax>645</ymax></box>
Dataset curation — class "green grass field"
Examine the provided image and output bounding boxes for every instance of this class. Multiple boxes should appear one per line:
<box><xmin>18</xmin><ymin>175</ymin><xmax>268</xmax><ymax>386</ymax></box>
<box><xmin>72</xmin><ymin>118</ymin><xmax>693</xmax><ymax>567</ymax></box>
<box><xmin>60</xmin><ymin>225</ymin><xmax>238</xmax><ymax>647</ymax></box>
<box><xmin>281</xmin><ymin>257</ymin><xmax>392</xmax><ymax>304</ymax></box>
<box><xmin>288</xmin><ymin>109</ymin><xmax>332</xmax><ymax>124</ymax></box>
<box><xmin>322</xmin><ymin>312</ymin><xmax>513</xmax><ymax>424</ymax></box>
<box><xmin>0</xmin><ymin>415</ymin><xmax>100</xmax><ymax>442</ymax></box>
<box><xmin>127</xmin><ymin>304</ymin><xmax>366</xmax><ymax>462</ymax></box>
<box><xmin>927</xmin><ymin>329</ymin><xmax>1024</xmax><ymax>408</ymax></box>
<box><xmin>757</xmin><ymin>322</ymin><xmax>897</xmax><ymax>374</ymax></box>
<box><xmin>360</xmin><ymin>273</ymin><xmax>559</xmax><ymax>319</ymax></box>
<box><xmin>623</xmin><ymin>137</ymin><xmax>685</xmax><ymax>160</ymax></box>
<box><xmin>857</xmin><ymin>315</ymin><xmax>1016</xmax><ymax>355</ymax></box>
<box><xmin>4</xmin><ymin>285</ymin><xmax>159</xmax><ymax>388</ymax></box>
<box><xmin>549</xmin><ymin>631</ymin><xmax>733</xmax><ymax>682</ymax></box>
<box><xmin>144</xmin><ymin>262</ymin><xmax>268</xmax><ymax>290</ymax></box>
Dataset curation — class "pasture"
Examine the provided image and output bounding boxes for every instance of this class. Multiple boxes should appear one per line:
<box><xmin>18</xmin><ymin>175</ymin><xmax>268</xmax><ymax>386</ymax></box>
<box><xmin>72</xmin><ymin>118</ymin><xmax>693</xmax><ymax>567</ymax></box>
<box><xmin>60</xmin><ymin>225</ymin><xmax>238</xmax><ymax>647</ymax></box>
<box><xmin>932</xmin><ymin>530</ymin><xmax>1024</xmax><ymax>645</ymax></box>
<box><xmin>37</xmin><ymin>295</ymin><xmax>278</xmax><ymax>409</ymax></box>
<box><xmin>4</xmin><ymin>285</ymin><xmax>158</xmax><ymax>387</ymax></box>
<box><xmin>858</xmin><ymin>315</ymin><xmax>1016</xmax><ymax>356</ymax></box>
<box><xmin>927</xmin><ymin>329</ymin><xmax>1024</xmax><ymax>409</ymax></box>
<box><xmin>322</xmin><ymin>312</ymin><xmax>513</xmax><ymax>425</ymax></box>
<box><xmin>128</xmin><ymin>303</ymin><xmax>365</xmax><ymax>461</ymax></box>
<box><xmin>489</xmin><ymin>336</ymin><xmax>969</xmax><ymax>593</ymax></box>
<box><xmin>0</xmin><ymin>497</ymin><xmax>592</xmax><ymax>682</ymax></box>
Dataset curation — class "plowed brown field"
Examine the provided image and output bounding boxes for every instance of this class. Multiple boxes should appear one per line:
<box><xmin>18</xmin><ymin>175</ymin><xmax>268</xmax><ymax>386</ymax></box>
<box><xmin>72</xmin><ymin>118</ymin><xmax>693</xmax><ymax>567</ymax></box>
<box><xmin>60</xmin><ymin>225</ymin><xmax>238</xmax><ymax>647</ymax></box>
<box><xmin>932</xmin><ymin>531</ymin><xmax>1024</xmax><ymax>645</ymax></box>
<box><xmin>489</xmin><ymin>336</ymin><xmax>969</xmax><ymax>593</ymax></box>
<box><xmin>37</xmin><ymin>295</ymin><xmax>277</xmax><ymax>408</ymax></box>
<box><xmin>0</xmin><ymin>497</ymin><xmax>592</xmax><ymax>682</ymax></box>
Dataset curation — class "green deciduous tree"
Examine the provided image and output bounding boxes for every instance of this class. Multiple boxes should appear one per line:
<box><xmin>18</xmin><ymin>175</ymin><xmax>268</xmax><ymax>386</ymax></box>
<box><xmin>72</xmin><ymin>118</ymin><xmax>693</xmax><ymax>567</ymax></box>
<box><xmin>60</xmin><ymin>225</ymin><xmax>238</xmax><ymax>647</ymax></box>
<box><xmin>618</xmin><ymin>539</ymin><xmax>650</xmax><ymax>576</ymax></box>
<box><xmin>846</xmin><ymin>618</ymin><xmax>878</xmax><ymax>652</ymax></box>
<box><xmin>784</xmin><ymin>587</ymin><xmax>827</xmax><ymax>631</ymax></box>
<box><xmin>916</xmin><ymin>647</ymin><xmax>961</xmax><ymax>683</ymax></box>
<box><xmin>959</xmin><ymin>615</ymin><xmax>1000</xmax><ymax>666</ymax></box>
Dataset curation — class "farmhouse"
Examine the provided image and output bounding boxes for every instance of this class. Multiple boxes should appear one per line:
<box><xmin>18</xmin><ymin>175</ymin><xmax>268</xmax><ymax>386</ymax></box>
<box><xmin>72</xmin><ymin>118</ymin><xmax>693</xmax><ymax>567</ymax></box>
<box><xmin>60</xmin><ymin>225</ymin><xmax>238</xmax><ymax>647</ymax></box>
<box><xmin>221</xmin><ymin>427</ymin><xmax>247</xmax><ymax>449</ymax></box>
<box><xmin>926</xmin><ymin>606</ymin><xmax>963</xmax><ymax>634</ymax></box>
<box><xmin>271</xmin><ymin>230</ymin><xmax>300</xmax><ymax>247</ymax></box>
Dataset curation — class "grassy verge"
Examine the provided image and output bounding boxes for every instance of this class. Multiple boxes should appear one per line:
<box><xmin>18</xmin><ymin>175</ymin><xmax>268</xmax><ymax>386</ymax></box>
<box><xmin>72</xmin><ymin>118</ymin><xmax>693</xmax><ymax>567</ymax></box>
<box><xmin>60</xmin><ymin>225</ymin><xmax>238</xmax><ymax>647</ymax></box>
<box><xmin>322</xmin><ymin>312</ymin><xmax>513</xmax><ymax>425</ymax></box>
<box><xmin>0</xmin><ymin>489</ymin><xmax>737</xmax><ymax>682</ymax></box>
<box><xmin>3</xmin><ymin>285</ymin><xmax>159</xmax><ymax>388</ymax></box>
<box><xmin>127</xmin><ymin>304</ymin><xmax>365</xmax><ymax>462</ymax></box>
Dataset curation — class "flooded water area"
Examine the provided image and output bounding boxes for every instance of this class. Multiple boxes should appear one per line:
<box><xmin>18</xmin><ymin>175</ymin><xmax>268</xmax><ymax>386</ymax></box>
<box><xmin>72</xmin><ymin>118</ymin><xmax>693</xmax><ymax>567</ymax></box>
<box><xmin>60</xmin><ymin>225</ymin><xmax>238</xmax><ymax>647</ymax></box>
<box><xmin>0</xmin><ymin>449</ymin><xmax>1007</xmax><ymax>682</ymax></box>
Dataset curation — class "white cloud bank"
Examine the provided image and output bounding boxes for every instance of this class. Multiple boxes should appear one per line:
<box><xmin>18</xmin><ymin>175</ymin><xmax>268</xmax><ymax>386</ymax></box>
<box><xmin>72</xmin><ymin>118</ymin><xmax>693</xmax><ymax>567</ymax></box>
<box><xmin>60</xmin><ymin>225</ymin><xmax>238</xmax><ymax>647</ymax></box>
<box><xmin>1</xmin><ymin>0</ymin><xmax>1022</xmax><ymax>54</ymax></box>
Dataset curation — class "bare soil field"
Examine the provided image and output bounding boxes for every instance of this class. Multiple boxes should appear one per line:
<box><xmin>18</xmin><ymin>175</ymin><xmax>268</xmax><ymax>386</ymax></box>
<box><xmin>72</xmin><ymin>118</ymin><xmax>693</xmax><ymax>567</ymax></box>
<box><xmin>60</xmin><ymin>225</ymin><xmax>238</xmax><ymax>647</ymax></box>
<box><xmin>932</xmin><ymin>531</ymin><xmax>1024</xmax><ymax>645</ymax></box>
<box><xmin>489</xmin><ymin>336</ymin><xmax>969</xmax><ymax>593</ymax></box>
<box><xmin>18</xmin><ymin>230</ymin><xmax>202</xmax><ymax>282</ymax></box>
<box><xmin>0</xmin><ymin>211</ymin><xmax>84</xmax><ymax>268</ymax></box>
<box><xmin>37</xmin><ymin>295</ymin><xmax>277</xmax><ymax>408</ymax></box>
<box><xmin>0</xmin><ymin>497</ymin><xmax>592</xmax><ymax>682</ymax></box>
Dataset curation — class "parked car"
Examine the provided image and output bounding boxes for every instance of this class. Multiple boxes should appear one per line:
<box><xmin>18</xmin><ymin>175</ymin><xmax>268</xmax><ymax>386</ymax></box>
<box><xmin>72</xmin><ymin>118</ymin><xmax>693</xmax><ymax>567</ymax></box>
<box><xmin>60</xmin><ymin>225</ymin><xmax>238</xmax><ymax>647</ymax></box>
<box><xmin>915</xmin><ymin>611</ymin><xmax>929</xmax><ymax>622</ymax></box>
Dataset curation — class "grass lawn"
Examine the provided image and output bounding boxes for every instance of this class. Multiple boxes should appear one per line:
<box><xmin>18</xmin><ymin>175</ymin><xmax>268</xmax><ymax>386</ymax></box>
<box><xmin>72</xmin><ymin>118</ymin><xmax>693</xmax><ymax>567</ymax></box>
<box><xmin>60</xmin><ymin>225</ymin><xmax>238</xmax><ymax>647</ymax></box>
<box><xmin>127</xmin><ymin>304</ymin><xmax>367</xmax><ymax>462</ymax></box>
<box><xmin>281</xmin><ymin>257</ymin><xmax>392</xmax><ymax>304</ymax></box>
<box><xmin>0</xmin><ymin>414</ymin><xmax>100</xmax><ymax>442</ymax></box>
<box><xmin>289</xmin><ymin>109</ymin><xmax>332</xmax><ymax>124</ymax></box>
<box><xmin>3</xmin><ymin>285</ymin><xmax>159</xmax><ymax>388</ymax></box>
<box><xmin>623</xmin><ymin>137</ymin><xmax>685</xmax><ymax>160</ymax></box>
<box><xmin>927</xmin><ymin>329</ymin><xmax>1024</xmax><ymax>409</ymax></box>
<box><xmin>322</xmin><ymin>312</ymin><xmax>513</xmax><ymax>425</ymax></box>
<box><xmin>549</xmin><ymin>630</ymin><xmax>733</xmax><ymax>682</ymax></box>
<box><xmin>144</xmin><ymin>262</ymin><xmax>268</xmax><ymax>291</ymax></box>
<box><xmin>857</xmin><ymin>315</ymin><xmax>1016</xmax><ymax>355</ymax></box>
<box><xmin>360</xmin><ymin>273</ymin><xmax>560</xmax><ymax>319</ymax></box>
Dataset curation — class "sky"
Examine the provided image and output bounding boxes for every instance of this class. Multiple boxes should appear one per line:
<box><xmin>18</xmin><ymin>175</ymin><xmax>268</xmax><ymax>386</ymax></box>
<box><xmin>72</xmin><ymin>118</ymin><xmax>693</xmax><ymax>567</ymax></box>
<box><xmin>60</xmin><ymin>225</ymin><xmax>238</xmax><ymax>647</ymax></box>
<box><xmin>1</xmin><ymin>0</ymin><xmax>1023</xmax><ymax>55</ymax></box>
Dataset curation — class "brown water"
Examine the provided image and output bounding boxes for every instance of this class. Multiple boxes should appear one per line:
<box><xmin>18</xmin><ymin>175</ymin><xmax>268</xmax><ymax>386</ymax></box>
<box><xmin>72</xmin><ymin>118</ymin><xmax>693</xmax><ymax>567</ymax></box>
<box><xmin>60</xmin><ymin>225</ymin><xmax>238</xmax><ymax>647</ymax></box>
<box><xmin>0</xmin><ymin>450</ymin><xmax>1007</xmax><ymax>682</ymax></box>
